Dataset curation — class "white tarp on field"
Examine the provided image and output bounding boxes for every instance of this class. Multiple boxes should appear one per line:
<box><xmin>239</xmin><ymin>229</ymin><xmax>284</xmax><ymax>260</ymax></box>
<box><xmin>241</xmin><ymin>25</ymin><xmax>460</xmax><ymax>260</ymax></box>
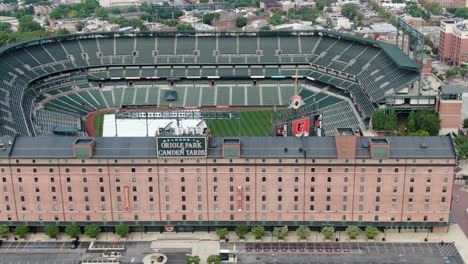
<box><xmin>103</xmin><ymin>114</ymin><xmax>206</xmax><ymax>137</ymax></box>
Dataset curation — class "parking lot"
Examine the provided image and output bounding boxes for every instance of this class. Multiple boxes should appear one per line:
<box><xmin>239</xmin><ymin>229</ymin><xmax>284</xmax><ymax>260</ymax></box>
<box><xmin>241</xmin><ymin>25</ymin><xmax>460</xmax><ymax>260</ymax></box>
<box><xmin>223</xmin><ymin>242</ymin><xmax>464</xmax><ymax>264</ymax></box>
<box><xmin>0</xmin><ymin>240</ymin><xmax>177</xmax><ymax>264</ymax></box>
<box><xmin>0</xmin><ymin>241</ymin><xmax>90</xmax><ymax>251</ymax></box>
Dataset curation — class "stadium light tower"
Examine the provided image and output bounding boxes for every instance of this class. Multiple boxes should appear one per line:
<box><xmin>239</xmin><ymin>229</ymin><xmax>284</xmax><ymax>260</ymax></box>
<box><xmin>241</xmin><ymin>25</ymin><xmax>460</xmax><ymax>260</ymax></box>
<box><xmin>395</xmin><ymin>17</ymin><xmax>425</xmax><ymax>106</ymax></box>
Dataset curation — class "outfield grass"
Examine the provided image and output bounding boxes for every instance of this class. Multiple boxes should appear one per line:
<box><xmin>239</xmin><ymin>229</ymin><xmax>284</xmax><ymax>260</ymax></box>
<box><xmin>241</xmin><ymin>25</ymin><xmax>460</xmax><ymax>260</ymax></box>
<box><xmin>93</xmin><ymin>113</ymin><xmax>106</xmax><ymax>137</ymax></box>
<box><xmin>206</xmin><ymin>110</ymin><xmax>273</xmax><ymax>136</ymax></box>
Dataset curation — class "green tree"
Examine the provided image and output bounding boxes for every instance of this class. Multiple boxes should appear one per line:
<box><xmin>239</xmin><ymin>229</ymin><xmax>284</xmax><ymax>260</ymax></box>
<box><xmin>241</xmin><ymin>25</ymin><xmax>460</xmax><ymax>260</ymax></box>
<box><xmin>321</xmin><ymin>226</ymin><xmax>335</xmax><ymax>239</ymax></box>
<box><xmin>296</xmin><ymin>225</ymin><xmax>311</xmax><ymax>240</ymax></box>
<box><xmin>269</xmin><ymin>13</ymin><xmax>283</xmax><ymax>25</ymax></box>
<box><xmin>407</xmin><ymin>111</ymin><xmax>416</xmax><ymax>132</ymax></box>
<box><xmin>252</xmin><ymin>226</ymin><xmax>265</xmax><ymax>239</ymax></box>
<box><xmin>341</xmin><ymin>3</ymin><xmax>359</xmax><ymax>20</ymax></box>
<box><xmin>235</xmin><ymin>224</ymin><xmax>249</xmax><ymax>239</ymax></box>
<box><xmin>84</xmin><ymin>224</ymin><xmax>101</xmax><ymax>238</ymax></box>
<box><xmin>18</xmin><ymin>15</ymin><xmax>43</xmax><ymax>32</ymax></box>
<box><xmin>215</xmin><ymin>228</ymin><xmax>228</xmax><ymax>239</ymax></box>
<box><xmin>372</xmin><ymin>109</ymin><xmax>384</xmax><ymax>130</ymax></box>
<box><xmin>463</xmin><ymin>118</ymin><xmax>468</xmax><ymax>129</ymax></box>
<box><xmin>385</xmin><ymin>108</ymin><xmax>398</xmax><ymax>131</ymax></box>
<box><xmin>115</xmin><ymin>225</ymin><xmax>129</xmax><ymax>237</ymax></box>
<box><xmin>93</xmin><ymin>7</ymin><xmax>109</xmax><ymax>19</ymax></box>
<box><xmin>202</xmin><ymin>12</ymin><xmax>220</xmax><ymax>25</ymax></box>
<box><xmin>409</xmin><ymin>130</ymin><xmax>430</xmax><ymax>136</ymax></box>
<box><xmin>176</xmin><ymin>24</ymin><xmax>194</xmax><ymax>31</ymax></box>
<box><xmin>445</xmin><ymin>67</ymin><xmax>460</xmax><ymax>78</ymax></box>
<box><xmin>315</xmin><ymin>0</ymin><xmax>326</xmax><ymax>11</ymax></box>
<box><xmin>44</xmin><ymin>224</ymin><xmax>60</xmax><ymax>238</ymax></box>
<box><xmin>15</xmin><ymin>225</ymin><xmax>29</xmax><ymax>238</ymax></box>
<box><xmin>186</xmin><ymin>255</ymin><xmax>201</xmax><ymax>264</ymax></box>
<box><xmin>65</xmin><ymin>224</ymin><xmax>81</xmax><ymax>238</ymax></box>
<box><xmin>206</xmin><ymin>255</ymin><xmax>221</xmax><ymax>264</ymax></box>
<box><xmin>454</xmin><ymin>136</ymin><xmax>468</xmax><ymax>160</ymax></box>
<box><xmin>0</xmin><ymin>22</ymin><xmax>12</xmax><ymax>33</ymax></box>
<box><xmin>140</xmin><ymin>12</ymin><xmax>153</xmax><ymax>22</ymax></box>
<box><xmin>407</xmin><ymin>110</ymin><xmax>440</xmax><ymax>136</ymax></box>
<box><xmin>355</xmin><ymin>12</ymin><xmax>365</xmax><ymax>25</ymax></box>
<box><xmin>272</xmin><ymin>226</ymin><xmax>288</xmax><ymax>239</ymax></box>
<box><xmin>75</xmin><ymin>21</ymin><xmax>84</xmax><ymax>31</ymax></box>
<box><xmin>57</xmin><ymin>28</ymin><xmax>70</xmax><ymax>35</ymax></box>
<box><xmin>454</xmin><ymin>7</ymin><xmax>468</xmax><ymax>18</ymax></box>
<box><xmin>364</xmin><ymin>226</ymin><xmax>380</xmax><ymax>239</ymax></box>
<box><xmin>68</xmin><ymin>10</ymin><xmax>79</xmax><ymax>19</ymax></box>
<box><xmin>236</xmin><ymin>17</ymin><xmax>247</xmax><ymax>28</ymax></box>
<box><xmin>0</xmin><ymin>224</ymin><xmax>9</xmax><ymax>238</ymax></box>
<box><xmin>345</xmin><ymin>226</ymin><xmax>361</xmax><ymax>239</ymax></box>
<box><xmin>260</xmin><ymin>25</ymin><xmax>270</xmax><ymax>30</ymax></box>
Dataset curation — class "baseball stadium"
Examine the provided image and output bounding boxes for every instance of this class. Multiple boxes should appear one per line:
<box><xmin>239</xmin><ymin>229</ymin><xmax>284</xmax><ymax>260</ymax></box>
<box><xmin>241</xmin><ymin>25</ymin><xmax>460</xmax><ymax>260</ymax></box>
<box><xmin>0</xmin><ymin>31</ymin><xmax>460</xmax><ymax>233</ymax></box>
<box><xmin>0</xmin><ymin>30</ymin><xmax>423</xmax><ymax>138</ymax></box>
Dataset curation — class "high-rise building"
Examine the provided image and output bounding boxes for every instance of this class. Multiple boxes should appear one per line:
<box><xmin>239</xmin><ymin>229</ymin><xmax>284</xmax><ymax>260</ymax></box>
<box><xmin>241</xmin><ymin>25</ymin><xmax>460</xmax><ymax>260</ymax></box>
<box><xmin>439</xmin><ymin>20</ymin><xmax>468</xmax><ymax>66</ymax></box>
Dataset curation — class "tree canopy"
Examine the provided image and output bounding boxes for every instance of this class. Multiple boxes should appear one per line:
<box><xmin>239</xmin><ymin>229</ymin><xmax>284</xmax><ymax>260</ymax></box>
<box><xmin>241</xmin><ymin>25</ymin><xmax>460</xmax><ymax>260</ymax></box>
<box><xmin>44</xmin><ymin>224</ymin><xmax>60</xmax><ymax>238</ymax></box>
<box><xmin>115</xmin><ymin>225</ymin><xmax>129</xmax><ymax>237</ymax></box>
<box><xmin>235</xmin><ymin>224</ymin><xmax>249</xmax><ymax>239</ymax></box>
<box><xmin>372</xmin><ymin>108</ymin><xmax>397</xmax><ymax>131</ymax></box>
<box><xmin>364</xmin><ymin>226</ymin><xmax>380</xmax><ymax>239</ymax></box>
<box><xmin>0</xmin><ymin>224</ymin><xmax>9</xmax><ymax>238</ymax></box>
<box><xmin>206</xmin><ymin>255</ymin><xmax>221</xmax><ymax>264</ymax></box>
<box><xmin>405</xmin><ymin>3</ymin><xmax>430</xmax><ymax>20</ymax></box>
<box><xmin>288</xmin><ymin>7</ymin><xmax>319</xmax><ymax>21</ymax></box>
<box><xmin>176</xmin><ymin>24</ymin><xmax>194</xmax><ymax>31</ymax></box>
<box><xmin>346</xmin><ymin>226</ymin><xmax>361</xmax><ymax>239</ymax></box>
<box><xmin>269</xmin><ymin>13</ymin><xmax>284</xmax><ymax>26</ymax></box>
<box><xmin>454</xmin><ymin>136</ymin><xmax>468</xmax><ymax>160</ymax></box>
<box><xmin>15</xmin><ymin>225</ymin><xmax>29</xmax><ymax>238</ymax></box>
<box><xmin>454</xmin><ymin>8</ymin><xmax>468</xmax><ymax>18</ymax></box>
<box><xmin>321</xmin><ymin>226</ymin><xmax>335</xmax><ymax>239</ymax></box>
<box><xmin>296</xmin><ymin>225</ymin><xmax>311</xmax><ymax>239</ymax></box>
<box><xmin>236</xmin><ymin>17</ymin><xmax>247</xmax><ymax>28</ymax></box>
<box><xmin>84</xmin><ymin>224</ymin><xmax>101</xmax><ymax>238</ymax></box>
<box><xmin>341</xmin><ymin>3</ymin><xmax>360</xmax><ymax>20</ymax></box>
<box><xmin>202</xmin><ymin>12</ymin><xmax>220</xmax><ymax>25</ymax></box>
<box><xmin>65</xmin><ymin>224</ymin><xmax>81</xmax><ymax>238</ymax></box>
<box><xmin>272</xmin><ymin>226</ymin><xmax>288</xmax><ymax>239</ymax></box>
<box><xmin>215</xmin><ymin>228</ymin><xmax>228</xmax><ymax>239</ymax></box>
<box><xmin>407</xmin><ymin>110</ymin><xmax>440</xmax><ymax>136</ymax></box>
<box><xmin>50</xmin><ymin>0</ymin><xmax>98</xmax><ymax>20</ymax></box>
<box><xmin>252</xmin><ymin>226</ymin><xmax>265</xmax><ymax>239</ymax></box>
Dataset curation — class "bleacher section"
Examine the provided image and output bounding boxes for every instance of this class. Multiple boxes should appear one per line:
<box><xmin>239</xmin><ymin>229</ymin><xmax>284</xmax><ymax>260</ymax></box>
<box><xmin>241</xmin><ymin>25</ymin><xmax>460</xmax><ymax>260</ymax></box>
<box><xmin>0</xmin><ymin>32</ymin><xmax>420</xmax><ymax>136</ymax></box>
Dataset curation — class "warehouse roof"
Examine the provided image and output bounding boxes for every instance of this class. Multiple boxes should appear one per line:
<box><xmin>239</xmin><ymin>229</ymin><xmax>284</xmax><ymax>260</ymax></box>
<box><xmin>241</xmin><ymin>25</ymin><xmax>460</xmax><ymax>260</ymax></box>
<box><xmin>3</xmin><ymin>135</ymin><xmax>455</xmax><ymax>160</ymax></box>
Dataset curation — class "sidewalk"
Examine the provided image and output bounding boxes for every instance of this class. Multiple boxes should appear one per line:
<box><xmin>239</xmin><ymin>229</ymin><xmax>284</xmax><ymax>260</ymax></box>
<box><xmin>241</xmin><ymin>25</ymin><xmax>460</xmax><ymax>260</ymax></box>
<box><xmin>5</xmin><ymin>224</ymin><xmax>468</xmax><ymax>264</ymax></box>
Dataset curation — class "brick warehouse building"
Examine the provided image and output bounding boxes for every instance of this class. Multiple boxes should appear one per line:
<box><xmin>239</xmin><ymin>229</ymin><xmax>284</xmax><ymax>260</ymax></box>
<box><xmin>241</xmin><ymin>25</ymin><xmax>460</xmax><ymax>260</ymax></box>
<box><xmin>0</xmin><ymin>130</ymin><xmax>456</xmax><ymax>233</ymax></box>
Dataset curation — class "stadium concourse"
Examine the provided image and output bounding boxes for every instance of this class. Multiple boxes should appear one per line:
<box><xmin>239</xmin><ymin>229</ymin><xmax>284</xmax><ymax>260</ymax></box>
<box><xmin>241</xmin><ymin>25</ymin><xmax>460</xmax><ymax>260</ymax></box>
<box><xmin>0</xmin><ymin>31</ymin><xmax>421</xmax><ymax>137</ymax></box>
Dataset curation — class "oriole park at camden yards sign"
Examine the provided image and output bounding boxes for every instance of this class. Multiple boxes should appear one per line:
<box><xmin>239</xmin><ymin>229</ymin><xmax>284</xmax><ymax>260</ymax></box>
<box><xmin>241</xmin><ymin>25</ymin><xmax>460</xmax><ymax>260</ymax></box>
<box><xmin>156</xmin><ymin>137</ymin><xmax>207</xmax><ymax>158</ymax></box>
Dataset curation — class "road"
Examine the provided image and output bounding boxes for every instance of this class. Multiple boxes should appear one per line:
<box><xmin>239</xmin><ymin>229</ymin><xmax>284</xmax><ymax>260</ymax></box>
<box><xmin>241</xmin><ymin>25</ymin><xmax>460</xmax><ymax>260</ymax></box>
<box><xmin>0</xmin><ymin>241</ymin><xmax>190</xmax><ymax>264</ymax></box>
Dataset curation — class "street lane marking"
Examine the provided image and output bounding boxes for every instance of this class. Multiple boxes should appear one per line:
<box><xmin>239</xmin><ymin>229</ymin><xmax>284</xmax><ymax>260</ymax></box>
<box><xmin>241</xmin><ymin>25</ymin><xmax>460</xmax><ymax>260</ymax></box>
<box><xmin>131</xmin><ymin>257</ymin><xmax>134</xmax><ymax>262</ymax></box>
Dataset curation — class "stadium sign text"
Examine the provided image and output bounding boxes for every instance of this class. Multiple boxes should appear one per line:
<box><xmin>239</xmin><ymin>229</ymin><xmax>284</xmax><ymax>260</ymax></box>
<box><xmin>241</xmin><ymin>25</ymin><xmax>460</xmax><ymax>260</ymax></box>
<box><xmin>157</xmin><ymin>137</ymin><xmax>207</xmax><ymax>158</ymax></box>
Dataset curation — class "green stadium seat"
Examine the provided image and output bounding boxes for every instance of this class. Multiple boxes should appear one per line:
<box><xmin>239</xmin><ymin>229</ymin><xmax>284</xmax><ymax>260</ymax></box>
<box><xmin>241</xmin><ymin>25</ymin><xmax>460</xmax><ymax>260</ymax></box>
<box><xmin>157</xmin><ymin>37</ymin><xmax>175</xmax><ymax>55</ymax></box>
<box><xmin>115</xmin><ymin>37</ymin><xmax>134</xmax><ymax>56</ymax></box>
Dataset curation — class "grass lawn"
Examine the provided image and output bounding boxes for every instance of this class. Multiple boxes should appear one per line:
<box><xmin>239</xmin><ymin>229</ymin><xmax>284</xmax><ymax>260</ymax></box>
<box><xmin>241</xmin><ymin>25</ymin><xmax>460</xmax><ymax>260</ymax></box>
<box><xmin>206</xmin><ymin>110</ymin><xmax>273</xmax><ymax>136</ymax></box>
<box><xmin>93</xmin><ymin>113</ymin><xmax>107</xmax><ymax>137</ymax></box>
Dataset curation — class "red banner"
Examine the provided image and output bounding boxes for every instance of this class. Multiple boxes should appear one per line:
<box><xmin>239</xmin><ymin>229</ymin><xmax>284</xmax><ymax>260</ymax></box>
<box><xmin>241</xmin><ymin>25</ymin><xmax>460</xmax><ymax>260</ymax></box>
<box><xmin>124</xmin><ymin>186</ymin><xmax>130</xmax><ymax>212</ymax></box>
<box><xmin>237</xmin><ymin>186</ymin><xmax>243</xmax><ymax>212</ymax></box>
<box><xmin>292</xmin><ymin>117</ymin><xmax>310</xmax><ymax>137</ymax></box>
